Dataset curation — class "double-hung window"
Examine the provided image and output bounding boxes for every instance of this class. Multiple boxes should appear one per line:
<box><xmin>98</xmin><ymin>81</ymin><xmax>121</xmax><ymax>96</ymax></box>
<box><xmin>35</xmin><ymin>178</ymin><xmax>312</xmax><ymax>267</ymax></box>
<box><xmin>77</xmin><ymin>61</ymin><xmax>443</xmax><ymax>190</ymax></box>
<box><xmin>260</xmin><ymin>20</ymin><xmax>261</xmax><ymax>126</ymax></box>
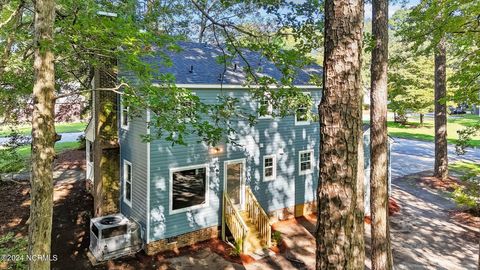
<box><xmin>263</xmin><ymin>155</ymin><xmax>276</xmax><ymax>181</ymax></box>
<box><xmin>295</xmin><ymin>92</ymin><xmax>311</xmax><ymax>125</ymax></box>
<box><xmin>299</xmin><ymin>150</ymin><xmax>313</xmax><ymax>175</ymax></box>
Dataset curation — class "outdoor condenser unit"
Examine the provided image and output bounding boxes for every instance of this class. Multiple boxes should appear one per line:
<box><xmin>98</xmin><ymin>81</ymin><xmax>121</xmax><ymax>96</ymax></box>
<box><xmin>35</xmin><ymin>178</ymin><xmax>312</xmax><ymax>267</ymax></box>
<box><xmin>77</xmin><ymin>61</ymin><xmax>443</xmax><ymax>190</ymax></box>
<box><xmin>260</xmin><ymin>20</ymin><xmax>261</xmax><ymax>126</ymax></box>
<box><xmin>89</xmin><ymin>213</ymin><xmax>143</xmax><ymax>261</ymax></box>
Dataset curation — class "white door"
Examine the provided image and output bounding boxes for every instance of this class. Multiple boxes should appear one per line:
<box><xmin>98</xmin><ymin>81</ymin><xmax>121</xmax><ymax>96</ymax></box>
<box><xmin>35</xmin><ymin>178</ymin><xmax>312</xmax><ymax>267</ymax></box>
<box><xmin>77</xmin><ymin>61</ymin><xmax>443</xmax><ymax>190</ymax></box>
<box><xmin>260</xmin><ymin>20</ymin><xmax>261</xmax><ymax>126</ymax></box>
<box><xmin>224</xmin><ymin>159</ymin><xmax>246</xmax><ymax>209</ymax></box>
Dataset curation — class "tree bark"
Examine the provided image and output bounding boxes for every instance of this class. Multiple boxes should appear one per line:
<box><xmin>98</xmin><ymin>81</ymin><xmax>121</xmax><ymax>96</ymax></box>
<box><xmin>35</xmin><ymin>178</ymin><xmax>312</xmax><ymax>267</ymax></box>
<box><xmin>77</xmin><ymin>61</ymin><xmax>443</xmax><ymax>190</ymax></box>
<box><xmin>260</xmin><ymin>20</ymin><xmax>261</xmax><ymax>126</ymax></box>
<box><xmin>420</xmin><ymin>113</ymin><xmax>424</xmax><ymax>125</ymax></box>
<box><xmin>352</xmin><ymin>95</ymin><xmax>366</xmax><ymax>268</ymax></box>
<box><xmin>28</xmin><ymin>0</ymin><xmax>56</xmax><ymax>269</ymax></box>
<box><xmin>370</xmin><ymin>0</ymin><xmax>393</xmax><ymax>268</ymax></box>
<box><xmin>434</xmin><ymin>36</ymin><xmax>448</xmax><ymax>180</ymax></box>
<box><xmin>316</xmin><ymin>0</ymin><xmax>364</xmax><ymax>268</ymax></box>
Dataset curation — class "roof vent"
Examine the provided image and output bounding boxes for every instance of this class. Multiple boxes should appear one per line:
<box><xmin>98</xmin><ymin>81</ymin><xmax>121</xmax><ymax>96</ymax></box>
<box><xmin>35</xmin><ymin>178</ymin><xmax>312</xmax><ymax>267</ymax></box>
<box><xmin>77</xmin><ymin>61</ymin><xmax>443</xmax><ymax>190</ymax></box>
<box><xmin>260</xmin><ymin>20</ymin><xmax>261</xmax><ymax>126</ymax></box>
<box><xmin>234</xmin><ymin>63</ymin><xmax>237</xmax><ymax>71</ymax></box>
<box><xmin>189</xmin><ymin>65</ymin><xmax>194</xmax><ymax>73</ymax></box>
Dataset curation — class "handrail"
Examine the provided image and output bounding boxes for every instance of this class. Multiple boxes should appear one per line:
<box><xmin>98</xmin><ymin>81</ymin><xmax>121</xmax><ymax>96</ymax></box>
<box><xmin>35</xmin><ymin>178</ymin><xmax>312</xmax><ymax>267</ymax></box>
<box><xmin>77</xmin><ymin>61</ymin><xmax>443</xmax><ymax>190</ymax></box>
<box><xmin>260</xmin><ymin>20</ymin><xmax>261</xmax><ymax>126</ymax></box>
<box><xmin>222</xmin><ymin>192</ymin><xmax>249</xmax><ymax>253</ymax></box>
<box><xmin>245</xmin><ymin>186</ymin><xmax>271</xmax><ymax>248</ymax></box>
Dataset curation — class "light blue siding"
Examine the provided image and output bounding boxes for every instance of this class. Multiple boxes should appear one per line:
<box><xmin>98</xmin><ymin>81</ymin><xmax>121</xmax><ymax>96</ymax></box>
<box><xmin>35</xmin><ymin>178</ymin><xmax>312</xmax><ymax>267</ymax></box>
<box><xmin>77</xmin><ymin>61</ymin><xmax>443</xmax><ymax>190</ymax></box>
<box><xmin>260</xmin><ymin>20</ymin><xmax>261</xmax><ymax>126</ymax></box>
<box><xmin>119</xmin><ymin>105</ymin><xmax>149</xmax><ymax>233</ymax></box>
<box><xmin>148</xmin><ymin>88</ymin><xmax>322</xmax><ymax>242</ymax></box>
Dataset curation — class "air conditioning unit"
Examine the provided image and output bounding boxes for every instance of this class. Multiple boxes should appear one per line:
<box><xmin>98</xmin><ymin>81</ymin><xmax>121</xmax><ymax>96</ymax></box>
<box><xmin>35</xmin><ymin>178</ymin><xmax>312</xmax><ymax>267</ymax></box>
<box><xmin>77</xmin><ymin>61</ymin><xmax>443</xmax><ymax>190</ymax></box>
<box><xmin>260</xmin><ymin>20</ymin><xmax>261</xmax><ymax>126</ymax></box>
<box><xmin>89</xmin><ymin>213</ymin><xmax>143</xmax><ymax>262</ymax></box>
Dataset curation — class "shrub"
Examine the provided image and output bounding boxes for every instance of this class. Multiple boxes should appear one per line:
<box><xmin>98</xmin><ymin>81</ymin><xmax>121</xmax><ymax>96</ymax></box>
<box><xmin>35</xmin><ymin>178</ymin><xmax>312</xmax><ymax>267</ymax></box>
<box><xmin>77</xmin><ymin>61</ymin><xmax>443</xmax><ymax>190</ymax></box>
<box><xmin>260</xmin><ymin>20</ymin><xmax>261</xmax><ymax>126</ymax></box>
<box><xmin>272</xmin><ymin>231</ymin><xmax>282</xmax><ymax>246</ymax></box>
<box><xmin>230</xmin><ymin>239</ymin><xmax>242</xmax><ymax>256</ymax></box>
<box><xmin>452</xmin><ymin>174</ymin><xmax>480</xmax><ymax>212</ymax></box>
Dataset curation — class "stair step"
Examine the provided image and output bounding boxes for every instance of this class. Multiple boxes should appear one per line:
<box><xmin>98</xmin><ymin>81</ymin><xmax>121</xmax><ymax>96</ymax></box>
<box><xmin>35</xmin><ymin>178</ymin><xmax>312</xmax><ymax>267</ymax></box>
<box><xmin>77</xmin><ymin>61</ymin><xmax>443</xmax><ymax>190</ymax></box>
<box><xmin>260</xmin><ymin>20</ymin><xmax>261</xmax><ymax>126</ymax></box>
<box><xmin>238</xmin><ymin>211</ymin><xmax>267</xmax><ymax>253</ymax></box>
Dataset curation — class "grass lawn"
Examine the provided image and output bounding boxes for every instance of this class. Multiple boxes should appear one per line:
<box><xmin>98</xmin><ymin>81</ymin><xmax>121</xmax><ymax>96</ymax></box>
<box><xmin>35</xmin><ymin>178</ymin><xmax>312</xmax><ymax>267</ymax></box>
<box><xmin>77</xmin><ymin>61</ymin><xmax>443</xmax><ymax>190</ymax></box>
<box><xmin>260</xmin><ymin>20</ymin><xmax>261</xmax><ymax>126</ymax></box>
<box><xmin>16</xmin><ymin>141</ymin><xmax>82</xmax><ymax>158</ymax></box>
<box><xmin>0</xmin><ymin>122</ymin><xmax>87</xmax><ymax>137</ymax></box>
<box><xmin>385</xmin><ymin>114</ymin><xmax>480</xmax><ymax>147</ymax></box>
<box><xmin>449</xmin><ymin>161</ymin><xmax>480</xmax><ymax>176</ymax></box>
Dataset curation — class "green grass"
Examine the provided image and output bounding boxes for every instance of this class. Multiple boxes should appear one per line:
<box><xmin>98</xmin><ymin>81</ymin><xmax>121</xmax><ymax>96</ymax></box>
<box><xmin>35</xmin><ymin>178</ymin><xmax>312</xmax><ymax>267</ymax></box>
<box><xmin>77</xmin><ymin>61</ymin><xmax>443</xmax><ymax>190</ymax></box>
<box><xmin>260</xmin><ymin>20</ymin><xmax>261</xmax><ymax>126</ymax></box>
<box><xmin>449</xmin><ymin>161</ymin><xmax>480</xmax><ymax>176</ymax></box>
<box><xmin>16</xmin><ymin>141</ymin><xmax>82</xmax><ymax>158</ymax></box>
<box><xmin>0</xmin><ymin>122</ymin><xmax>87</xmax><ymax>137</ymax></box>
<box><xmin>1</xmin><ymin>141</ymin><xmax>81</xmax><ymax>173</ymax></box>
<box><xmin>385</xmin><ymin>114</ymin><xmax>480</xmax><ymax>147</ymax></box>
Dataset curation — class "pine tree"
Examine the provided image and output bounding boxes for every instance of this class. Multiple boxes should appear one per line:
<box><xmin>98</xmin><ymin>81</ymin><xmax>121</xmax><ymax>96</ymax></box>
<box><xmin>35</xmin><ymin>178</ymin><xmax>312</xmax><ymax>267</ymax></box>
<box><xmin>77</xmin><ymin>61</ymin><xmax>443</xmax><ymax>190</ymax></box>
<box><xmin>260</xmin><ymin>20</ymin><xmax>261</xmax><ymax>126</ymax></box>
<box><xmin>317</xmin><ymin>0</ymin><xmax>364</xmax><ymax>267</ymax></box>
<box><xmin>370</xmin><ymin>0</ymin><xmax>393</xmax><ymax>268</ymax></box>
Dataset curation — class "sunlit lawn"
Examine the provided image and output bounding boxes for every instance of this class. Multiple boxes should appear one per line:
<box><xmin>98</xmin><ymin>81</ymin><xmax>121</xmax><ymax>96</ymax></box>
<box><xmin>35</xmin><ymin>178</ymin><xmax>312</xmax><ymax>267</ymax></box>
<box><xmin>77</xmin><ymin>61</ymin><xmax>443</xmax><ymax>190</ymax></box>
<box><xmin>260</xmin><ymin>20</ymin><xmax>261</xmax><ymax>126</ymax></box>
<box><xmin>0</xmin><ymin>122</ymin><xmax>87</xmax><ymax>137</ymax></box>
<box><xmin>16</xmin><ymin>141</ymin><xmax>82</xmax><ymax>158</ymax></box>
<box><xmin>449</xmin><ymin>161</ymin><xmax>480</xmax><ymax>176</ymax></box>
<box><xmin>386</xmin><ymin>114</ymin><xmax>480</xmax><ymax>147</ymax></box>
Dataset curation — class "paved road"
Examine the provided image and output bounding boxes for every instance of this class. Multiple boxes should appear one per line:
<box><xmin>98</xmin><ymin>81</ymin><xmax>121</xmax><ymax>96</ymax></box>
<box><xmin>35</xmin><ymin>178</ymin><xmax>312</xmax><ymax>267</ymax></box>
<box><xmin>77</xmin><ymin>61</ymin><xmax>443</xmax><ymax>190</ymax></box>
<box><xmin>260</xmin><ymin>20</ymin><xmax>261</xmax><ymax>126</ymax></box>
<box><xmin>391</xmin><ymin>137</ymin><xmax>480</xmax><ymax>179</ymax></box>
<box><xmin>0</xmin><ymin>131</ymin><xmax>83</xmax><ymax>145</ymax></box>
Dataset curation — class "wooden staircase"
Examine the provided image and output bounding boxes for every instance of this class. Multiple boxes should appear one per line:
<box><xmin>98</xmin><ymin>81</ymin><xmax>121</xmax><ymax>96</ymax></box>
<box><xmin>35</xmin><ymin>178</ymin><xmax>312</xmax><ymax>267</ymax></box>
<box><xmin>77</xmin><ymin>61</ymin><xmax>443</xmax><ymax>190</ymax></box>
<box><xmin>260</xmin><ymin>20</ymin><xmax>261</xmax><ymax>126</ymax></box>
<box><xmin>222</xmin><ymin>187</ymin><xmax>271</xmax><ymax>254</ymax></box>
<box><xmin>240</xmin><ymin>211</ymin><xmax>265</xmax><ymax>253</ymax></box>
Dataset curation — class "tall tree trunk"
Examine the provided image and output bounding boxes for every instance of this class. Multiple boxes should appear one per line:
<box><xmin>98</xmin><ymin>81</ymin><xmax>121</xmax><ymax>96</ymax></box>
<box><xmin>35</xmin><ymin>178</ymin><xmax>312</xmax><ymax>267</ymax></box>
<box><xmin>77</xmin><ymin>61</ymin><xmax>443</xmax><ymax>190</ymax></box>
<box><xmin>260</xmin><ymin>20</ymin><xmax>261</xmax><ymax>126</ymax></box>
<box><xmin>434</xmin><ymin>36</ymin><xmax>448</xmax><ymax>180</ymax></box>
<box><xmin>370</xmin><ymin>0</ymin><xmax>393</xmax><ymax>268</ymax></box>
<box><xmin>316</xmin><ymin>0</ymin><xmax>364</xmax><ymax>268</ymax></box>
<box><xmin>28</xmin><ymin>0</ymin><xmax>56</xmax><ymax>269</ymax></box>
<box><xmin>352</xmin><ymin>96</ymin><xmax>366</xmax><ymax>268</ymax></box>
<box><xmin>420</xmin><ymin>113</ymin><xmax>424</xmax><ymax>125</ymax></box>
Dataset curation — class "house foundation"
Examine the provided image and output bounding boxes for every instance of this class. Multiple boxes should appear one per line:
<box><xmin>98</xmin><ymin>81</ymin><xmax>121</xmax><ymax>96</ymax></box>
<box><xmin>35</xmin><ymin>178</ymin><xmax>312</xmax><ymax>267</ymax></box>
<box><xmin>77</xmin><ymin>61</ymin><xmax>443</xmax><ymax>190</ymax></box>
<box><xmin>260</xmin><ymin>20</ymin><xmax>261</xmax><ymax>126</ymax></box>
<box><xmin>145</xmin><ymin>226</ymin><xmax>219</xmax><ymax>255</ymax></box>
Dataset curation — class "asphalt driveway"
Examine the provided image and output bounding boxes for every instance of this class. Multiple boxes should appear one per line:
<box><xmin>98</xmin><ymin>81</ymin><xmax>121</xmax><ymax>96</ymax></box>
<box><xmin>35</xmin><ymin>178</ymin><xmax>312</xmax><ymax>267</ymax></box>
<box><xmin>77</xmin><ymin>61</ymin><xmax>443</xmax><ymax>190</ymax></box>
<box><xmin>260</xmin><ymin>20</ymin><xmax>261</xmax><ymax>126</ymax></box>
<box><xmin>391</xmin><ymin>138</ymin><xmax>480</xmax><ymax>179</ymax></box>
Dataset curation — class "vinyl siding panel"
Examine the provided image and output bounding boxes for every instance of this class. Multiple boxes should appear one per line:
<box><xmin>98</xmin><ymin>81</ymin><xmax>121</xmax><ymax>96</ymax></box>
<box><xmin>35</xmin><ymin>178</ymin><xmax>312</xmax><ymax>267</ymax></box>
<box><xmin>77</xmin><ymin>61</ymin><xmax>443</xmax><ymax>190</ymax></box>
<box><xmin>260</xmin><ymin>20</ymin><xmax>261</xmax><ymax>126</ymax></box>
<box><xmin>148</xmin><ymin>88</ymin><xmax>322</xmax><ymax>242</ymax></box>
<box><xmin>119</xmin><ymin>108</ymin><xmax>149</xmax><ymax>233</ymax></box>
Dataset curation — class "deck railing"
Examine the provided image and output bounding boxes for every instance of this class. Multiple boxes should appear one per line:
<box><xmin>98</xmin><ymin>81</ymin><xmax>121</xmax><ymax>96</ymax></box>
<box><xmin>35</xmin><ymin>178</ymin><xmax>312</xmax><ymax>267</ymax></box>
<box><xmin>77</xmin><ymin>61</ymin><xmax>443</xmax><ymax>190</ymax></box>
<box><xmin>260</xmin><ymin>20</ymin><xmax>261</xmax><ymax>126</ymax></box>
<box><xmin>245</xmin><ymin>186</ymin><xmax>271</xmax><ymax>248</ymax></box>
<box><xmin>222</xmin><ymin>192</ymin><xmax>249</xmax><ymax>253</ymax></box>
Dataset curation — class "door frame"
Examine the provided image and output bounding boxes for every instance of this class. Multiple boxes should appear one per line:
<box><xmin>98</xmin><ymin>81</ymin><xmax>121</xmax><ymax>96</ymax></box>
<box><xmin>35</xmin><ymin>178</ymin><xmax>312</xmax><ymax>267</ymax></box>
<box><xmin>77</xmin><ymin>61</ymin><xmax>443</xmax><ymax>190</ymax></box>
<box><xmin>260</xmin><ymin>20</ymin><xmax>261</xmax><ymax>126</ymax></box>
<box><xmin>223</xmin><ymin>158</ymin><xmax>246</xmax><ymax>210</ymax></box>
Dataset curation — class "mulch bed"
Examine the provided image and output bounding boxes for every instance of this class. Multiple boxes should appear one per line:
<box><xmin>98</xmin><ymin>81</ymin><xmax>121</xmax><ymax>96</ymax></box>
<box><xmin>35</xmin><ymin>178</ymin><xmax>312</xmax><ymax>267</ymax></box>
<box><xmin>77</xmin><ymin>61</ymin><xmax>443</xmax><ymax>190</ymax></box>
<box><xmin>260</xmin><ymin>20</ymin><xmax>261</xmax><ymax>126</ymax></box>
<box><xmin>107</xmin><ymin>238</ymin><xmax>243</xmax><ymax>269</ymax></box>
<box><xmin>414</xmin><ymin>171</ymin><xmax>461</xmax><ymax>192</ymax></box>
<box><xmin>54</xmin><ymin>149</ymin><xmax>86</xmax><ymax>171</ymax></box>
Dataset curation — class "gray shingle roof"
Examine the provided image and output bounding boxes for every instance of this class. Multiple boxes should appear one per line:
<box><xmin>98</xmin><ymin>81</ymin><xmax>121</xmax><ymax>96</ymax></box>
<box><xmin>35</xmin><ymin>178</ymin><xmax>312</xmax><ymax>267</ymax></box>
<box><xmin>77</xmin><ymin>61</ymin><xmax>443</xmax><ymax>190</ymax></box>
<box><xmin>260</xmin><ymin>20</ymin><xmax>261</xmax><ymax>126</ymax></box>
<box><xmin>146</xmin><ymin>42</ymin><xmax>322</xmax><ymax>86</ymax></box>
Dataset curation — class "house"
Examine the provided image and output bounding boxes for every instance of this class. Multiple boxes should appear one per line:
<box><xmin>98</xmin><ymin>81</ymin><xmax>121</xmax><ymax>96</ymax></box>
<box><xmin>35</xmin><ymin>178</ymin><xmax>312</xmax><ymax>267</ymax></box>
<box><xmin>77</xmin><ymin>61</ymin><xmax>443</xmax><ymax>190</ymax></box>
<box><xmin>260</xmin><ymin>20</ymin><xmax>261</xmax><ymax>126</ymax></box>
<box><xmin>85</xmin><ymin>42</ymin><xmax>392</xmax><ymax>255</ymax></box>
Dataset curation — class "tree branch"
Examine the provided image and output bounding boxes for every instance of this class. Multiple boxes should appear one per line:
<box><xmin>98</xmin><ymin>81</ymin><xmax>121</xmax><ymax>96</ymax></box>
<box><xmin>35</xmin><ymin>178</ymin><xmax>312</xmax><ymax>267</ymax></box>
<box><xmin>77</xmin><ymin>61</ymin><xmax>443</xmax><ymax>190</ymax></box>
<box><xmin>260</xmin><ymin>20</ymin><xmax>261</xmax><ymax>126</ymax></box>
<box><xmin>0</xmin><ymin>0</ymin><xmax>24</xmax><ymax>29</ymax></box>
<box><xmin>54</xmin><ymin>82</ymin><xmax>129</xmax><ymax>100</ymax></box>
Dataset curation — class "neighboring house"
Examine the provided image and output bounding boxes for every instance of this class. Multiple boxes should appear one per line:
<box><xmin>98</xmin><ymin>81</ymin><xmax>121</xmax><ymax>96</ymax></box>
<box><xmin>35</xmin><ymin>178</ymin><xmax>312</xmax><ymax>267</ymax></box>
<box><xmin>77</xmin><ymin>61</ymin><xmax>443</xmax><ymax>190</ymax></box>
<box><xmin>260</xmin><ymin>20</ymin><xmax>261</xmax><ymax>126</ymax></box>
<box><xmin>85</xmin><ymin>42</ymin><xmax>392</xmax><ymax>255</ymax></box>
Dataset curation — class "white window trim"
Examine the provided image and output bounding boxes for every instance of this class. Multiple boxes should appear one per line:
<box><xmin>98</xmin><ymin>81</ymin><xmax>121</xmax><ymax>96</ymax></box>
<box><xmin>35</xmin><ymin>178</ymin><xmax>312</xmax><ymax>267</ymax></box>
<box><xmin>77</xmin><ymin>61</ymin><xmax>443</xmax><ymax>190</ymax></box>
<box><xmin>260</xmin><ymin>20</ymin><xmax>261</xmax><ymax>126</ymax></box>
<box><xmin>298</xmin><ymin>149</ymin><xmax>314</xmax><ymax>175</ymax></box>
<box><xmin>120</xmin><ymin>96</ymin><xmax>129</xmax><ymax>130</ymax></box>
<box><xmin>169</xmin><ymin>163</ymin><xmax>210</xmax><ymax>215</ymax></box>
<box><xmin>263</xmin><ymin>155</ymin><xmax>277</xmax><ymax>181</ymax></box>
<box><xmin>123</xmin><ymin>160</ymin><xmax>133</xmax><ymax>207</ymax></box>
<box><xmin>294</xmin><ymin>92</ymin><xmax>311</xmax><ymax>126</ymax></box>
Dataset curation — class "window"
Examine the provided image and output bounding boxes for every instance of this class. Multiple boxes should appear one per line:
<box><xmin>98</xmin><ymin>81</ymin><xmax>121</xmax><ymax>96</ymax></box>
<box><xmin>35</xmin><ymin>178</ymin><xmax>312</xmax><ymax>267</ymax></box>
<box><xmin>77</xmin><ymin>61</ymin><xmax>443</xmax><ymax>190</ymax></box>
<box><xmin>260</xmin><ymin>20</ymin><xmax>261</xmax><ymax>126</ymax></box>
<box><xmin>121</xmin><ymin>96</ymin><xmax>129</xmax><ymax>129</ymax></box>
<box><xmin>170</xmin><ymin>164</ymin><xmax>209</xmax><ymax>214</ymax></box>
<box><xmin>295</xmin><ymin>92</ymin><xmax>311</xmax><ymax>125</ymax></box>
<box><xmin>123</xmin><ymin>160</ymin><xmax>132</xmax><ymax>206</ymax></box>
<box><xmin>258</xmin><ymin>99</ymin><xmax>273</xmax><ymax>119</ymax></box>
<box><xmin>263</xmin><ymin>155</ymin><xmax>276</xmax><ymax>181</ymax></box>
<box><xmin>299</xmin><ymin>150</ymin><xmax>313</xmax><ymax>175</ymax></box>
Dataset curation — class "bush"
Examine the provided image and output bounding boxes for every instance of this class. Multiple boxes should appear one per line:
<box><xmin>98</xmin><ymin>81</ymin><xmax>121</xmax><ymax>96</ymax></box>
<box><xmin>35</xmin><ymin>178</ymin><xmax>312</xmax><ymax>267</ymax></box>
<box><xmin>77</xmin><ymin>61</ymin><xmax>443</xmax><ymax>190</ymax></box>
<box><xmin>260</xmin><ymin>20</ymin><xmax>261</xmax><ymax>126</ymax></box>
<box><xmin>452</xmin><ymin>174</ymin><xmax>480</xmax><ymax>212</ymax></box>
<box><xmin>272</xmin><ymin>231</ymin><xmax>282</xmax><ymax>246</ymax></box>
<box><xmin>0</xmin><ymin>130</ymin><xmax>27</xmax><ymax>177</ymax></box>
<box><xmin>230</xmin><ymin>239</ymin><xmax>242</xmax><ymax>256</ymax></box>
